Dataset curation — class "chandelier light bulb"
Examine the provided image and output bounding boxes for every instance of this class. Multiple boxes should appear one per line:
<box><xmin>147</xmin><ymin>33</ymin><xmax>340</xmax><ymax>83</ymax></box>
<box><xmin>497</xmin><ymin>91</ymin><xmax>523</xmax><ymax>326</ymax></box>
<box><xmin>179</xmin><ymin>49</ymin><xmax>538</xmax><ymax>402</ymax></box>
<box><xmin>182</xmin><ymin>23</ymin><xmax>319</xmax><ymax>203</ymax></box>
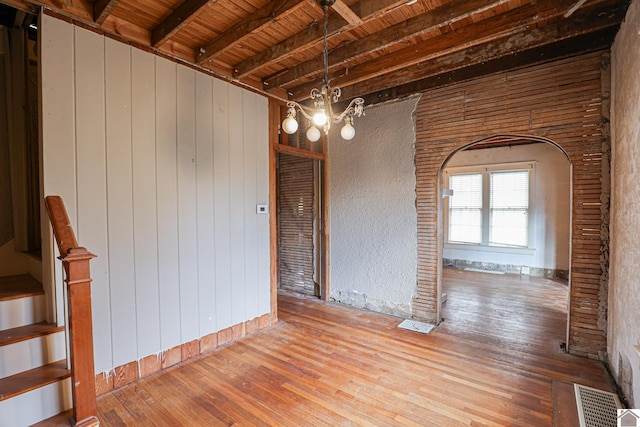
<box><xmin>340</xmin><ymin>121</ymin><xmax>356</xmax><ymax>140</ymax></box>
<box><xmin>282</xmin><ymin>116</ymin><xmax>299</xmax><ymax>134</ymax></box>
<box><xmin>306</xmin><ymin>126</ymin><xmax>321</xmax><ymax>142</ymax></box>
<box><xmin>313</xmin><ymin>110</ymin><xmax>327</xmax><ymax>127</ymax></box>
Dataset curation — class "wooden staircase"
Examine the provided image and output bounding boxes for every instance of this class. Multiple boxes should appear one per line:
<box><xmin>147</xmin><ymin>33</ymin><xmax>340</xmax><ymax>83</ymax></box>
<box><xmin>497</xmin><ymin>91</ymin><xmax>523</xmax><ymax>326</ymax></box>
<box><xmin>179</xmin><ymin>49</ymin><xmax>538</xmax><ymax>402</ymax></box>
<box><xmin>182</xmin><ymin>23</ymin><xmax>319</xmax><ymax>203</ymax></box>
<box><xmin>0</xmin><ymin>274</ymin><xmax>72</xmax><ymax>427</ymax></box>
<box><xmin>0</xmin><ymin>196</ymin><xmax>100</xmax><ymax>426</ymax></box>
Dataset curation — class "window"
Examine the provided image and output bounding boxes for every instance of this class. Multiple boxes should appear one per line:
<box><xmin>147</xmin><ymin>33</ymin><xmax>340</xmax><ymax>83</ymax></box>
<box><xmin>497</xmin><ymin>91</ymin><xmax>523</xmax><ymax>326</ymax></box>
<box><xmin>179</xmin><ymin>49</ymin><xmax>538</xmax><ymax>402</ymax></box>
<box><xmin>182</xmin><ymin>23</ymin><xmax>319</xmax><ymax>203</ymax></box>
<box><xmin>489</xmin><ymin>170</ymin><xmax>529</xmax><ymax>247</ymax></box>
<box><xmin>446</xmin><ymin>163</ymin><xmax>532</xmax><ymax>248</ymax></box>
<box><xmin>448</xmin><ymin>173</ymin><xmax>482</xmax><ymax>244</ymax></box>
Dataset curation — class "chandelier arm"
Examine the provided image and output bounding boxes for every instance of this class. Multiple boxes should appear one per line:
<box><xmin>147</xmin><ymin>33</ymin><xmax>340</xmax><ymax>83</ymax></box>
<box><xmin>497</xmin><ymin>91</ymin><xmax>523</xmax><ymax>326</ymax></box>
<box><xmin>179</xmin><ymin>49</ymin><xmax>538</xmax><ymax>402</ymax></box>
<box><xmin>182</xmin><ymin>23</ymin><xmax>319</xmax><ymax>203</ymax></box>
<box><xmin>331</xmin><ymin>97</ymin><xmax>365</xmax><ymax>123</ymax></box>
<box><xmin>286</xmin><ymin>101</ymin><xmax>315</xmax><ymax>122</ymax></box>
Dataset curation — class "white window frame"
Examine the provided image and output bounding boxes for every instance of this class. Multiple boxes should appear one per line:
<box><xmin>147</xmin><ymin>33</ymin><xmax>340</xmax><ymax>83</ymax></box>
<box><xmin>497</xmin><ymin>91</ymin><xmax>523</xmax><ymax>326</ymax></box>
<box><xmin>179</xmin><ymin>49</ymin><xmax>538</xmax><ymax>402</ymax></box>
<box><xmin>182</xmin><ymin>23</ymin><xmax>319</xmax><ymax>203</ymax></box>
<box><xmin>443</xmin><ymin>161</ymin><xmax>536</xmax><ymax>253</ymax></box>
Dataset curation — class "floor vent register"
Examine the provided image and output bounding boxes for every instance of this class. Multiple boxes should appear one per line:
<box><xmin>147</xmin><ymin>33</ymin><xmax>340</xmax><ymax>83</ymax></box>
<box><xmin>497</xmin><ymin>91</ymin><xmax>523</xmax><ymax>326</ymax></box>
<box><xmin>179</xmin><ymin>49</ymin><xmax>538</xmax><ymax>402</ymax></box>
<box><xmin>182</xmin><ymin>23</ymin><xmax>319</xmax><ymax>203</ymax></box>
<box><xmin>397</xmin><ymin>319</ymin><xmax>434</xmax><ymax>334</ymax></box>
<box><xmin>574</xmin><ymin>384</ymin><xmax>622</xmax><ymax>427</ymax></box>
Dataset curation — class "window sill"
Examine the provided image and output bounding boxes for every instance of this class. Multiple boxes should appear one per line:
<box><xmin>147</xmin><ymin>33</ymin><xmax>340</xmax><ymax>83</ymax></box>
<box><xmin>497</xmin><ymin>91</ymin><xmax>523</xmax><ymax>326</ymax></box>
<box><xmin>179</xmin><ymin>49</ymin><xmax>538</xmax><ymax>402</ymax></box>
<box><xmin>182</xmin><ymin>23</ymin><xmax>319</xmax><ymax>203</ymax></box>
<box><xmin>444</xmin><ymin>243</ymin><xmax>535</xmax><ymax>255</ymax></box>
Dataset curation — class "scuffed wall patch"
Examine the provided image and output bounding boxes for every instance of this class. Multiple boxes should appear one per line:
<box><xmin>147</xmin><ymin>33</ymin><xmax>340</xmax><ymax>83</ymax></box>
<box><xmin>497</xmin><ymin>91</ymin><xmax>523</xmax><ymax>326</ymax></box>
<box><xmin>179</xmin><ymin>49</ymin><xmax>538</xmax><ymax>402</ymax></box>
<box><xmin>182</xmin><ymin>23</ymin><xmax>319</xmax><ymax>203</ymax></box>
<box><xmin>331</xmin><ymin>289</ymin><xmax>412</xmax><ymax>318</ymax></box>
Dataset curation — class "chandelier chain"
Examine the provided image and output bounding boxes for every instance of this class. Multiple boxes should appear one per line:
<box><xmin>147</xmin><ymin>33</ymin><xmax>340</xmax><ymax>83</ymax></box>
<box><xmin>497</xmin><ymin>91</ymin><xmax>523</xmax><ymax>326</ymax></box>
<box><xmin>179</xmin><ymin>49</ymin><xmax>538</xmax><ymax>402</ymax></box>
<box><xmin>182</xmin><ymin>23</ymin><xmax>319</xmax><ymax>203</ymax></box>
<box><xmin>280</xmin><ymin>0</ymin><xmax>365</xmax><ymax>141</ymax></box>
<box><xmin>322</xmin><ymin>4</ymin><xmax>330</xmax><ymax>88</ymax></box>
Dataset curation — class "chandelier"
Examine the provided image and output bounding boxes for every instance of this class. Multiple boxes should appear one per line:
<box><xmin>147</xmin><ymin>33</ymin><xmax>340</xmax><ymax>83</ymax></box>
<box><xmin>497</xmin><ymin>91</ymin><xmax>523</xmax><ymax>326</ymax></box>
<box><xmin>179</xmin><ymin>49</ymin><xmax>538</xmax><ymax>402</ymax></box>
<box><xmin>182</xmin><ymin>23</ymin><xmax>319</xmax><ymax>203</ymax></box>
<box><xmin>281</xmin><ymin>0</ymin><xmax>365</xmax><ymax>142</ymax></box>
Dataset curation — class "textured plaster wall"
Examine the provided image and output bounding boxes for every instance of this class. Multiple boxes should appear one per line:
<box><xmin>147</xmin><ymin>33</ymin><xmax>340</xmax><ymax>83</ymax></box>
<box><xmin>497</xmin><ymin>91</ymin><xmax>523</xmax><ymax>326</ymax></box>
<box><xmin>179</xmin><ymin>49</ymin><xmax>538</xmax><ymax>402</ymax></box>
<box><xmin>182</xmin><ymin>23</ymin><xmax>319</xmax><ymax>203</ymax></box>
<box><xmin>444</xmin><ymin>143</ymin><xmax>570</xmax><ymax>271</ymax></box>
<box><xmin>609</xmin><ymin>0</ymin><xmax>640</xmax><ymax>407</ymax></box>
<box><xmin>329</xmin><ymin>97</ymin><xmax>419</xmax><ymax>318</ymax></box>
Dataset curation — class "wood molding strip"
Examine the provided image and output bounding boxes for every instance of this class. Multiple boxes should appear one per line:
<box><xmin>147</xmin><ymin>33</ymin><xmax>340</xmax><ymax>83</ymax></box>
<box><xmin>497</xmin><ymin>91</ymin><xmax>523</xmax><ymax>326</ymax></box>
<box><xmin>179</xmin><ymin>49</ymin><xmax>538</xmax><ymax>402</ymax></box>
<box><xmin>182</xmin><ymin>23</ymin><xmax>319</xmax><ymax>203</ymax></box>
<box><xmin>94</xmin><ymin>314</ymin><xmax>273</xmax><ymax>395</ymax></box>
<box><xmin>274</xmin><ymin>143</ymin><xmax>326</xmax><ymax>161</ymax></box>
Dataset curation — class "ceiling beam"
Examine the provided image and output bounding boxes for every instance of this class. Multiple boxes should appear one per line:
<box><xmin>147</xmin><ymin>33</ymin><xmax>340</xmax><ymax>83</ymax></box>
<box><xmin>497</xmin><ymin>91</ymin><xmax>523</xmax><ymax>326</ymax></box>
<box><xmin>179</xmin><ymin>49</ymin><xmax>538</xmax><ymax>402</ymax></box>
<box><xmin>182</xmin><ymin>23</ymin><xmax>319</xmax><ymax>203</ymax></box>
<box><xmin>356</xmin><ymin>28</ymin><xmax>618</xmax><ymax>107</ymax></box>
<box><xmin>265</xmin><ymin>0</ymin><xmax>514</xmax><ymax>89</ymax></box>
<box><xmin>564</xmin><ymin>0</ymin><xmax>589</xmax><ymax>17</ymax></box>
<box><xmin>152</xmin><ymin>0</ymin><xmax>216</xmax><ymax>47</ymax></box>
<box><xmin>286</xmin><ymin>0</ymin><xmax>601</xmax><ymax>99</ymax></box>
<box><xmin>337</xmin><ymin>12</ymin><xmax>623</xmax><ymax>104</ymax></box>
<box><xmin>331</xmin><ymin>0</ymin><xmax>363</xmax><ymax>26</ymax></box>
<box><xmin>233</xmin><ymin>0</ymin><xmax>405</xmax><ymax>79</ymax></box>
<box><xmin>94</xmin><ymin>0</ymin><xmax>119</xmax><ymax>26</ymax></box>
<box><xmin>197</xmin><ymin>0</ymin><xmax>306</xmax><ymax>65</ymax></box>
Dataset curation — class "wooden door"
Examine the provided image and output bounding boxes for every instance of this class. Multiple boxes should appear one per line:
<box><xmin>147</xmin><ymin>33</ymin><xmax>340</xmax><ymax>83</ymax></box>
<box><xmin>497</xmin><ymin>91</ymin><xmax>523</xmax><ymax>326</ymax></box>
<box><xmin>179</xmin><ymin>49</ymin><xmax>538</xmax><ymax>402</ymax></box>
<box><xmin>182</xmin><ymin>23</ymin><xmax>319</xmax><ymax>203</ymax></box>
<box><xmin>277</xmin><ymin>153</ymin><xmax>319</xmax><ymax>297</ymax></box>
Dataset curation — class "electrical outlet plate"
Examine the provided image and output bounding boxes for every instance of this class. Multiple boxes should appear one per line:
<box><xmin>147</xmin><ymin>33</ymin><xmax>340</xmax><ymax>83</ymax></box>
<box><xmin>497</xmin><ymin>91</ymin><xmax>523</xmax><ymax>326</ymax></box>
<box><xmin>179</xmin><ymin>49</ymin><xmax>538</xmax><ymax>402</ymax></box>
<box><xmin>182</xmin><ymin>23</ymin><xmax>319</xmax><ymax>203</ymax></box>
<box><xmin>256</xmin><ymin>204</ymin><xmax>268</xmax><ymax>214</ymax></box>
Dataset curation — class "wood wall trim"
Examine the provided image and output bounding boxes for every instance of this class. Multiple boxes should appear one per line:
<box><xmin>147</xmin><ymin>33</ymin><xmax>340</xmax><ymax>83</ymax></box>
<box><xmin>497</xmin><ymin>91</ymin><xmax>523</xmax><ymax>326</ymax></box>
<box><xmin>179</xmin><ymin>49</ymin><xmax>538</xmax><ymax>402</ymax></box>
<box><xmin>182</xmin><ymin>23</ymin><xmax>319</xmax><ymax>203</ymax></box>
<box><xmin>273</xmin><ymin>143</ymin><xmax>326</xmax><ymax>161</ymax></box>
<box><xmin>94</xmin><ymin>313</ymin><xmax>273</xmax><ymax>395</ymax></box>
<box><xmin>413</xmin><ymin>51</ymin><xmax>609</xmax><ymax>359</ymax></box>
<box><xmin>269</xmin><ymin>100</ymin><xmax>280</xmax><ymax>322</ymax></box>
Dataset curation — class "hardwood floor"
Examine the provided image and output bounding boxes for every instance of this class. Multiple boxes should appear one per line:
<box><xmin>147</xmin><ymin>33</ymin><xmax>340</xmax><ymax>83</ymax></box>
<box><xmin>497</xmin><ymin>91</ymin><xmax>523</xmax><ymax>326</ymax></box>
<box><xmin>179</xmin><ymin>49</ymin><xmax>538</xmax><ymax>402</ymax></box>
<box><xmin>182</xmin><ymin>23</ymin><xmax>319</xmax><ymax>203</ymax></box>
<box><xmin>96</xmin><ymin>268</ymin><xmax>615</xmax><ymax>426</ymax></box>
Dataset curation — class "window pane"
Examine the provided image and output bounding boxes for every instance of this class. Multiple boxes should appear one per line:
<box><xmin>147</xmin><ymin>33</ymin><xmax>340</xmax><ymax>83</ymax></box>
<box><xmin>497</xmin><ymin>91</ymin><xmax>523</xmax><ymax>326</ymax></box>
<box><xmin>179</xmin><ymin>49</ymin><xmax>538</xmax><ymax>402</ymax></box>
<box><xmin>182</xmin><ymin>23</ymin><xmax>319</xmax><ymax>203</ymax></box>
<box><xmin>490</xmin><ymin>209</ymin><xmax>528</xmax><ymax>246</ymax></box>
<box><xmin>490</xmin><ymin>171</ymin><xmax>529</xmax><ymax>208</ymax></box>
<box><xmin>449</xmin><ymin>174</ymin><xmax>482</xmax><ymax>208</ymax></box>
<box><xmin>449</xmin><ymin>173</ymin><xmax>482</xmax><ymax>244</ymax></box>
<box><xmin>449</xmin><ymin>209</ymin><xmax>482</xmax><ymax>244</ymax></box>
<box><xmin>490</xmin><ymin>170</ymin><xmax>529</xmax><ymax>247</ymax></box>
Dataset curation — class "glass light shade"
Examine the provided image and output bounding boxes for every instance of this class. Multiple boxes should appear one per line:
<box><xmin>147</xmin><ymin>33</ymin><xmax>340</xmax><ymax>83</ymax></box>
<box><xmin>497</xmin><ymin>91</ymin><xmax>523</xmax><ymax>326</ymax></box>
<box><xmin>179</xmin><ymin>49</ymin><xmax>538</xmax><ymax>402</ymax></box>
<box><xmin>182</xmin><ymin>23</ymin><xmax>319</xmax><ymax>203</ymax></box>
<box><xmin>282</xmin><ymin>116</ymin><xmax>298</xmax><ymax>134</ymax></box>
<box><xmin>306</xmin><ymin>126</ymin><xmax>321</xmax><ymax>142</ymax></box>
<box><xmin>340</xmin><ymin>122</ymin><xmax>356</xmax><ymax>140</ymax></box>
<box><xmin>312</xmin><ymin>110</ymin><xmax>327</xmax><ymax>127</ymax></box>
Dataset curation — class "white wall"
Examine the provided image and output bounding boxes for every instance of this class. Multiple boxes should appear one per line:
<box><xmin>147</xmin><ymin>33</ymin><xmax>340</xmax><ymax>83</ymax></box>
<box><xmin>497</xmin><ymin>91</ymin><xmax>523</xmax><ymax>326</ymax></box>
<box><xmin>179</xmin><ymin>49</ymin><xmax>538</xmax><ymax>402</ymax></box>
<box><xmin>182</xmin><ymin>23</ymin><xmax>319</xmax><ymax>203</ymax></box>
<box><xmin>609</xmin><ymin>0</ymin><xmax>640</xmax><ymax>407</ymax></box>
<box><xmin>443</xmin><ymin>143</ymin><xmax>570</xmax><ymax>271</ymax></box>
<box><xmin>40</xmin><ymin>15</ymin><xmax>270</xmax><ymax>373</ymax></box>
<box><xmin>330</xmin><ymin>98</ymin><xmax>418</xmax><ymax>318</ymax></box>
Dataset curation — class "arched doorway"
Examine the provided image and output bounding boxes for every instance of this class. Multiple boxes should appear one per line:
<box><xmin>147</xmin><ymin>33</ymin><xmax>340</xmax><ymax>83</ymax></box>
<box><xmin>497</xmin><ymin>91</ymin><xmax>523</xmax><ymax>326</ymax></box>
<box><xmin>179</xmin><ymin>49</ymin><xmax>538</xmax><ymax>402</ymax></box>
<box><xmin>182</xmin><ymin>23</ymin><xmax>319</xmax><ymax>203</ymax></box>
<box><xmin>439</xmin><ymin>134</ymin><xmax>572</xmax><ymax>345</ymax></box>
<box><xmin>412</xmin><ymin>52</ymin><xmax>610</xmax><ymax>358</ymax></box>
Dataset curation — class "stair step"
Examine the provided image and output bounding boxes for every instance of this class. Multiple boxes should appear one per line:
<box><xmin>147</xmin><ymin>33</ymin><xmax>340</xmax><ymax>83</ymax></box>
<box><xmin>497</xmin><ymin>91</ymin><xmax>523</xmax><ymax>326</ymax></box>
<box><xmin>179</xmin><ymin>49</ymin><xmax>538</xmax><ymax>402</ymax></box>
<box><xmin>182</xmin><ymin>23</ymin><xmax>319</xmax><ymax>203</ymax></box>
<box><xmin>30</xmin><ymin>409</ymin><xmax>72</xmax><ymax>427</ymax></box>
<box><xmin>0</xmin><ymin>360</ymin><xmax>70</xmax><ymax>402</ymax></box>
<box><xmin>0</xmin><ymin>362</ymin><xmax>72</xmax><ymax>427</ymax></box>
<box><xmin>0</xmin><ymin>322</ymin><xmax>64</xmax><ymax>347</ymax></box>
<box><xmin>0</xmin><ymin>325</ymin><xmax>66</xmax><ymax>379</ymax></box>
<box><xmin>0</xmin><ymin>275</ymin><xmax>43</xmax><ymax>301</ymax></box>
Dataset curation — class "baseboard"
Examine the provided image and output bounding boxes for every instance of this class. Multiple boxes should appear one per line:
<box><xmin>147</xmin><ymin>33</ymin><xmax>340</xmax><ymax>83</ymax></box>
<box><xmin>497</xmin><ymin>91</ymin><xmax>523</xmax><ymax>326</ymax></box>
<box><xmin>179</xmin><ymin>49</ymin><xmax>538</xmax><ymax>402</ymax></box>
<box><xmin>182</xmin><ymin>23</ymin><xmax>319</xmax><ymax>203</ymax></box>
<box><xmin>443</xmin><ymin>258</ymin><xmax>568</xmax><ymax>279</ymax></box>
<box><xmin>94</xmin><ymin>312</ymin><xmax>273</xmax><ymax>395</ymax></box>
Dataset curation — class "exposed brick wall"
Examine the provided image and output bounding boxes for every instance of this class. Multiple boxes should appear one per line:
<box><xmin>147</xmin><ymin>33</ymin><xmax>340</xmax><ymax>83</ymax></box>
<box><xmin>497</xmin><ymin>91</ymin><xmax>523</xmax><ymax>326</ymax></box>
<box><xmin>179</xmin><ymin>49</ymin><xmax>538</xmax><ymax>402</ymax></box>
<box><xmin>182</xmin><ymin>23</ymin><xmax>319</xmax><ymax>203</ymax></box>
<box><xmin>414</xmin><ymin>51</ymin><xmax>609</xmax><ymax>358</ymax></box>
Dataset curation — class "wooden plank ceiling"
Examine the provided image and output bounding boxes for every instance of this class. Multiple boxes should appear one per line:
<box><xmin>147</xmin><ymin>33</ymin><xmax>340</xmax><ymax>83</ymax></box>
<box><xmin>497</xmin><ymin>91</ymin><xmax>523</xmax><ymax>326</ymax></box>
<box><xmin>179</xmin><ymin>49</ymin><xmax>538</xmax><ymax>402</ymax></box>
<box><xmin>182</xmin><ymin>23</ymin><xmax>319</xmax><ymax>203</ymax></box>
<box><xmin>8</xmin><ymin>0</ymin><xmax>630</xmax><ymax>105</ymax></box>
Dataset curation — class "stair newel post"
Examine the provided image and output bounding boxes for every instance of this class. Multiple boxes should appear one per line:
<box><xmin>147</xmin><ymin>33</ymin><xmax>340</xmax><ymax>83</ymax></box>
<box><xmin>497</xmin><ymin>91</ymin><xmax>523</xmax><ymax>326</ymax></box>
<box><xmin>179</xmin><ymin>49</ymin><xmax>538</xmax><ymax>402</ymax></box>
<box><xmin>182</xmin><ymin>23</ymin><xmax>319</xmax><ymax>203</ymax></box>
<box><xmin>61</xmin><ymin>248</ymin><xmax>99</xmax><ymax>427</ymax></box>
<box><xmin>45</xmin><ymin>196</ymin><xmax>100</xmax><ymax>427</ymax></box>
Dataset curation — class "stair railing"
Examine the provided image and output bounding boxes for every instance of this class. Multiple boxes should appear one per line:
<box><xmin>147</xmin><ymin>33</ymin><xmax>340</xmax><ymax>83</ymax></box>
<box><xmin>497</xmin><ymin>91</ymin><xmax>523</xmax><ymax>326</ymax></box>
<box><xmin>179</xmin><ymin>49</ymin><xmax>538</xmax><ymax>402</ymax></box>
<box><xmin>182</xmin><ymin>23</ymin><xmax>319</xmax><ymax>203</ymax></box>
<box><xmin>45</xmin><ymin>195</ymin><xmax>100</xmax><ymax>427</ymax></box>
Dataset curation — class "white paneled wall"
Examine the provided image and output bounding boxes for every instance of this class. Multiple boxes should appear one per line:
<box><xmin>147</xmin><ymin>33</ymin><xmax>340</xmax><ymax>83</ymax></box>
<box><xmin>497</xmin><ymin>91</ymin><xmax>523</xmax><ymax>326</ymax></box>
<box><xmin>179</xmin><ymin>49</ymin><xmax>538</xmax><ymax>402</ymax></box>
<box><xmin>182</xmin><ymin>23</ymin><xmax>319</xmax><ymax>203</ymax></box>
<box><xmin>40</xmin><ymin>15</ymin><xmax>270</xmax><ymax>374</ymax></box>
